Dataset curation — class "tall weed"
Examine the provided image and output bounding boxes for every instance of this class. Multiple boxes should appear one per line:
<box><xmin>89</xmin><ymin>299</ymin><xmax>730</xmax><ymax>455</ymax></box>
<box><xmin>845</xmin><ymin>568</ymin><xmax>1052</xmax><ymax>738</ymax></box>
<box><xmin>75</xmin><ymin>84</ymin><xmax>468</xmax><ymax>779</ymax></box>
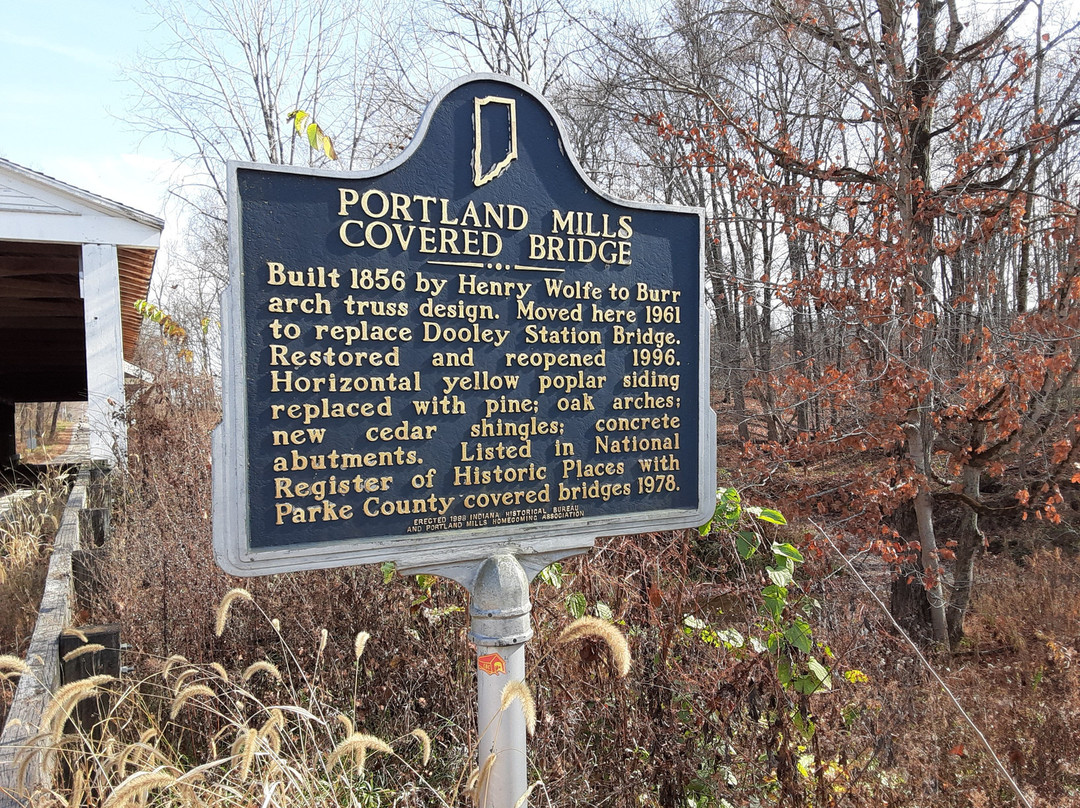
<box><xmin>88</xmin><ymin>344</ymin><xmax>1080</xmax><ymax>806</ymax></box>
<box><xmin>0</xmin><ymin>468</ymin><xmax>71</xmax><ymax>650</ymax></box>
<box><xmin>25</xmin><ymin>591</ymin><xmax>458</xmax><ymax>807</ymax></box>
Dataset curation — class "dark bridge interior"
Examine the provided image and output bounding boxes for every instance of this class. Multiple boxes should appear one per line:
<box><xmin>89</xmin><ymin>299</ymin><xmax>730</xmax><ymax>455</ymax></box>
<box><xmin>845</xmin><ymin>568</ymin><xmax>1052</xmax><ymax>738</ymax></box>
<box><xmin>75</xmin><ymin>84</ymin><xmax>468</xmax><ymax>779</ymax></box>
<box><xmin>0</xmin><ymin>239</ymin><xmax>154</xmax><ymax>402</ymax></box>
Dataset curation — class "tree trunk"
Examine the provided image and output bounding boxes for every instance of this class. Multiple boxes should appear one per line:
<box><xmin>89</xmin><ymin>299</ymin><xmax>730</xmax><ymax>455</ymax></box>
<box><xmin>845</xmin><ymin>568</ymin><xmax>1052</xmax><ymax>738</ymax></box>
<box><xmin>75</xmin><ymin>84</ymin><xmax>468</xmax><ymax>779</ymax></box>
<box><xmin>947</xmin><ymin>465</ymin><xmax>982</xmax><ymax>646</ymax></box>
<box><xmin>888</xmin><ymin>504</ymin><xmax>934</xmax><ymax>642</ymax></box>
<box><xmin>47</xmin><ymin>402</ymin><xmax>62</xmax><ymax>443</ymax></box>
<box><xmin>890</xmin><ymin>564</ymin><xmax>934</xmax><ymax>643</ymax></box>
<box><xmin>789</xmin><ymin>233</ymin><xmax>811</xmax><ymax>434</ymax></box>
<box><xmin>34</xmin><ymin>402</ymin><xmax>46</xmax><ymax>446</ymax></box>
<box><xmin>905</xmin><ymin>414</ymin><xmax>950</xmax><ymax>648</ymax></box>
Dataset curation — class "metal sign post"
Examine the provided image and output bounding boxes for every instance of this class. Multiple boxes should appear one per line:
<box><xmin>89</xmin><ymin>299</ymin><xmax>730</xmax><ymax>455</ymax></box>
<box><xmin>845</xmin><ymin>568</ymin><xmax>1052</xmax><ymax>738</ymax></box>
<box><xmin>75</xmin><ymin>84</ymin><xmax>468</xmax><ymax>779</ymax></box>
<box><xmin>470</xmin><ymin>555</ymin><xmax>532</xmax><ymax>807</ymax></box>
<box><xmin>214</xmin><ymin>74</ymin><xmax>714</xmax><ymax>808</ymax></box>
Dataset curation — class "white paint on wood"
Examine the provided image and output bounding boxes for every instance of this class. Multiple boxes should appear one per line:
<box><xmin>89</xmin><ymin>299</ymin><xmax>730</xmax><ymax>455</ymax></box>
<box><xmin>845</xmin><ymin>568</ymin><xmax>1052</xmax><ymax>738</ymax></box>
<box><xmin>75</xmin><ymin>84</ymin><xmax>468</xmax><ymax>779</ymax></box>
<box><xmin>0</xmin><ymin>183</ymin><xmax>75</xmax><ymax>215</ymax></box>
<box><xmin>0</xmin><ymin>160</ymin><xmax>161</xmax><ymax>248</ymax></box>
<box><xmin>82</xmin><ymin>244</ymin><xmax>126</xmax><ymax>462</ymax></box>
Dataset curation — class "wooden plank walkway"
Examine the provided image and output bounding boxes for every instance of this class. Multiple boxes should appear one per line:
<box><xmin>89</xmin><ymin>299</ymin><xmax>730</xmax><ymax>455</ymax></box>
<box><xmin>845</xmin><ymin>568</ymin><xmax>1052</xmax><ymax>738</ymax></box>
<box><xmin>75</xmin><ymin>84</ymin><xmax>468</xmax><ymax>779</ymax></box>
<box><xmin>0</xmin><ymin>470</ymin><xmax>87</xmax><ymax>808</ymax></box>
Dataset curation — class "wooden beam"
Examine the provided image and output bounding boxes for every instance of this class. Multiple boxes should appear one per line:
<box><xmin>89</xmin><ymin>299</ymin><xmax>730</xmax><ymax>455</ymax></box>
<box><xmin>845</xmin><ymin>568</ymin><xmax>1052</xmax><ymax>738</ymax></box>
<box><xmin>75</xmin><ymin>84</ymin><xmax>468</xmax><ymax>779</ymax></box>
<box><xmin>0</xmin><ymin>316</ymin><xmax>83</xmax><ymax>330</ymax></box>
<box><xmin>0</xmin><ymin>299</ymin><xmax>84</xmax><ymax>317</ymax></box>
<box><xmin>0</xmin><ymin>278</ymin><xmax>79</xmax><ymax>297</ymax></box>
<box><xmin>0</xmin><ymin>376</ymin><xmax>88</xmax><ymax>401</ymax></box>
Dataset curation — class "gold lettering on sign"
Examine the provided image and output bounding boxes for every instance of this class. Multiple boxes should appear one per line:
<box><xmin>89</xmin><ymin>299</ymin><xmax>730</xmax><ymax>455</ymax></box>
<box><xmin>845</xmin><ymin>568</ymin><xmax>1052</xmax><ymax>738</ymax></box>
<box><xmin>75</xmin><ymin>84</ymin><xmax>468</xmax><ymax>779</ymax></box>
<box><xmin>259</xmin><ymin>164</ymin><xmax>693</xmax><ymax>537</ymax></box>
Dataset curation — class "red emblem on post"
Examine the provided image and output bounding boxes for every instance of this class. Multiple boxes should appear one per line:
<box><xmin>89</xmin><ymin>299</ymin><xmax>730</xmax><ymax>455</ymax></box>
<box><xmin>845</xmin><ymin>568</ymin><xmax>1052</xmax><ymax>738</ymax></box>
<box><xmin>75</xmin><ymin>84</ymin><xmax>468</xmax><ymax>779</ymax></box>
<box><xmin>477</xmin><ymin>652</ymin><xmax>507</xmax><ymax>675</ymax></box>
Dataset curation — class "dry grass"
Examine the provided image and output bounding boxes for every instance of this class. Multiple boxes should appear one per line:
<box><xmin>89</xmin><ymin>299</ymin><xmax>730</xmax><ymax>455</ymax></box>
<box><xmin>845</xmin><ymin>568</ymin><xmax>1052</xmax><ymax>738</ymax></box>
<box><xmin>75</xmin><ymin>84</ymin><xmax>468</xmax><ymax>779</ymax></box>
<box><xmin>26</xmin><ymin>592</ymin><xmax>460</xmax><ymax>808</ymax></box>
<box><xmin>68</xmin><ymin>340</ymin><xmax>1080</xmax><ymax>807</ymax></box>
<box><xmin>0</xmin><ymin>468</ymin><xmax>71</xmax><ymax>727</ymax></box>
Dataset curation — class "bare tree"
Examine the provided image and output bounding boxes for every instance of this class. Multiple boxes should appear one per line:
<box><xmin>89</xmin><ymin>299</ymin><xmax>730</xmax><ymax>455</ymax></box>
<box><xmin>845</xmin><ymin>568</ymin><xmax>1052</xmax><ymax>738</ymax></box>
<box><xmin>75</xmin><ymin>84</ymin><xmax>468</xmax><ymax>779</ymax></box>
<box><xmin>429</xmin><ymin>0</ymin><xmax>587</xmax><ymax>92</ymax></box>
<box><xmin>129</xmin><ymin>0</ymin><xmax>430</xmax><ymax>205</ymax></box>
<box><xmin>125</xmin><ymin>0</ymin><xmax>439</xmax><ymax>371</ymax></box>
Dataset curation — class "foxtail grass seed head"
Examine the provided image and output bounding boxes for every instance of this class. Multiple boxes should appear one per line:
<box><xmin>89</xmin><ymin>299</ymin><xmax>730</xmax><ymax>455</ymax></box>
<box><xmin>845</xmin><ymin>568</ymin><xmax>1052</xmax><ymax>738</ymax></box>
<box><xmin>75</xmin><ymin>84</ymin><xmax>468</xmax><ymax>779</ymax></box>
<box><xmin>172</xmin><ymin>667</ymin><xmax>199</xmax><ymax>694</ymax></box>
<box><xmin>173</xmin><ymin>782</ymin><xmax>201</xmax><ymax>806</ymax></box>
<box><xmin>170</xmin><ymin>684</ymin><xmax>217</xmax><ymax>720</ymax></box>
<box><xmin>499</xmin><ymin>680</ymin><xmax>537</xmax><ymax>735</ymax></box>
<box><xmin>318</xmin><ymin>627</ymin><xmax>328</xmax><ymax>653</ymax></box>
<box><xmin>62</xmin><ymin>644</ymin><xmax>105</xmax><ymax>663</ymax></box>
<box><xmin>61</xmin><ymin>627</ymin><xmax>89</xmax><ymax>643</ymax></box>
<box><xmin>335</xmin><ymin>714</ymin><xmax>354</xmax><ymax>737</ymax></box>
<box><xmin>210</xmin><ymin>662</ymin><xmax>229</xmax><ymax>681</ymax></box>
<box><xmin>0</xmin><ymin>654</ymin><xmax>30</xmax><ymax>676</ymax></box>
<box><xmin>327</xmin><ymin>733</ymin><xmax>393</xmax><ymax>773</ymax></box>
<box><xmin>69</xmin><ymin>766</ymin><xmax>87</xmax><ymax>808</ymax></box>
<box><xmin>271</xmin><ymin>618</ymin><xmax>281</xmax><ymax>632</ymax></box>
<box><xmin>162</xmin><ymin>654</ymin><xmax>188</xmax><ymax>678</ymax></box>
<box><xmin>513</xmin><ymin>780</ymin><xmax>545</xmax><ymax>808</ymax></box>
<box><xmin>264</xmin><ymin>726</ymin><xmax>282</xmax><ymax>755</ymax></box>
<box><xmin>409</xmin><ymin>728</ymin><xmax>432</xmax><ymax>766</ymax></box>
<box><xmin>233</xmin><ymin>727</ymin><xmax>258</xmax><ymax>781</ymax></box>
<box><xmin>473</xmin><ymin>752</ymin><xmax>499</xmax><ymax>807</ymax></box>
<box><xmin>557</xmin><ymin>616</ymin><xmax>632</xmax><ymax>676</ymax></box>
<box><xmin>42</xmin><ymin>675</ymin><xmax>114</xmax><ymax>740</ymax></box>
<box><xmin>116</xmin><ymin>741</ymin><xmax>153</xmax><ymax>776</ymax></box>
<box><xmin>242</xmin><ymin>660</ymin><xmax>282</xmax><ymax>683</ymax></box>
<box><xmin>214</xmin><ymin>587</ymin><xmax>253</xmax><ymax>636</ymax></box>
<box><xmin>102</xmin><ymin>769</ymin><xmax>177</xmax><ymax>808</ymax></box>
<box><xmin>354</xmin><ymin>631</ymin><xmax>371</xmax><ymax>661</ymax></box>
<box><xmin>261</xmin><ymin>708</ymin><xmax>285</xmax><ymax>737</ymax></box>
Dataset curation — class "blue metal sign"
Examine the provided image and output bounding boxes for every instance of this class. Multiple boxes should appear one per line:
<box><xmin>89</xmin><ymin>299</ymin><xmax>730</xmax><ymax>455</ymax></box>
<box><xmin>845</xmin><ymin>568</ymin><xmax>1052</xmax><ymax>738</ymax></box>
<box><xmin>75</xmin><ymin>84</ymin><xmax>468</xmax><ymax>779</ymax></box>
<box><xmin>214</xmin><ymin>75</ymin><xmax>715</xmax><ymax>576</ymax></box>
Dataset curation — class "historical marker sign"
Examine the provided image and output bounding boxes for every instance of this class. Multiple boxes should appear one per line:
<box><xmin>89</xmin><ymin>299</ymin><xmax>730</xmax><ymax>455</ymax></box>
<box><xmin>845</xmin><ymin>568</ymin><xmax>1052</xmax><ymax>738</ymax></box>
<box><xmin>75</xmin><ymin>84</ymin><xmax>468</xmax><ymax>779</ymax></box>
<box><xmin>213</xmin><ymin>75</ymin><xmax>715</xmax><ymax>576</ymax></box>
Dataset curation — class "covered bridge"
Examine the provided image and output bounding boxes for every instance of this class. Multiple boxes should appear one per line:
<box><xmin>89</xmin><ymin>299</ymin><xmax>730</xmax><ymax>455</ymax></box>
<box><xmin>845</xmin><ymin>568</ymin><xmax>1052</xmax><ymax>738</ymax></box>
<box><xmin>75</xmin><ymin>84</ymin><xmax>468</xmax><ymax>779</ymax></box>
<box><xmin>0</xmin><ymin>158</ymin><xmax>161</xmax><ymax>464</ymax></box>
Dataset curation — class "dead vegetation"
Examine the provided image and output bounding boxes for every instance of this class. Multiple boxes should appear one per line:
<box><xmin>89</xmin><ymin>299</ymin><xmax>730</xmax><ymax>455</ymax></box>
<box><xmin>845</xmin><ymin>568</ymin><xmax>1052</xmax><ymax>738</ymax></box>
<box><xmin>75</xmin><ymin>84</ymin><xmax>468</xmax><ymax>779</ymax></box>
<box><xmin>0</xmin><ymin>467</ymin><xmax>71</xmax><ymax>729</ymax></box>
<box><xmin>4</xmin><ymin>351</ymin><xmax>1077</xmax><ymax>807</ymax></box>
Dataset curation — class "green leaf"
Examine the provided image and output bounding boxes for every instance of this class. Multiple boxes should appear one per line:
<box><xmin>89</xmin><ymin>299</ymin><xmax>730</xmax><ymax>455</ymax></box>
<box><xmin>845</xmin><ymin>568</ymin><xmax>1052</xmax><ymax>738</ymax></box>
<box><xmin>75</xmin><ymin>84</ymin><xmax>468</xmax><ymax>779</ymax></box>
<box><xmin>717</xmin><ymin>487</ymin><xmax>742</xmax><ymax>526</ymax></box>
<box><xmin>767</xmin><ymin>564</ymin><xmax>794</xmax><ymax>588</ymax></box>
<box><xmin>287</xmin><ymin>109</ymin><xmax>337</xmax><ymax>161</ymax></box>
<box><xmin>792</xmin><ymin>710</ymin><xmax>816</xmax><ymax>740</ymax></box>
<box><xmin>755</xmin><ymin>508</ymin><xmax>787</xmax><ymax>525</ymax></box>
<box><xmin>566</xmin><ymin>592</ymin><xmax>587</xmax><ymax>619</ymax></box>
<box><xmin>322</xmin><ymin>137</ymin><xmax>338</xmax><ymax>161</ymax></box>
<box><xmin>762</xmin><ymin>584</ymin><xmax>787</xmax><ymax>600</ymax></box>
<box><xmin>763</xmin><ymin>596</ymin><xmax>784</xmax><ymax>621</ymax></box>
<box><xmin>539</xmin><ymin>562</ymin><xmax>564</xmax><ymax>589</ymax></box>
<box><xmin>415</xmin><ymin>574</ymin><xmax>437</xmax><ymax>593</ymax></box>
<box><xmin>762</xmin><ymin>584</ymin><xmax>787</xmax><ymax>620</ymax></box>
<box><xmin>783</xmin><ymin>620</ymin><xmax>813</xmax><ymax>654</ymax></box>
<box><xmin>771</xmin><ymin>542</ymin><xmax>804</xmax><ymax>563</ymax></box>
<box><xmin>594</xmin><ymin>601</ymin><xmax>614</xmax><ymax>621</ymax></box>
<box><xmin>795</xmin><ymin>656</ymin><xmax>833</xmax><ymax>694</ymax></box>
<box><xmin>766</xmin><ymin>632</ymin><xmax>782</xmax><ymax>653</ymax></box>
<box><xmin>777</xmin><ymin>659</ymin><xmax>793</xmax><ymax>686</ymax></box>
<box><xmin>735</xmin><ymin>531</ymin><xmax>757</xmax><ymax>559</ymax></box>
